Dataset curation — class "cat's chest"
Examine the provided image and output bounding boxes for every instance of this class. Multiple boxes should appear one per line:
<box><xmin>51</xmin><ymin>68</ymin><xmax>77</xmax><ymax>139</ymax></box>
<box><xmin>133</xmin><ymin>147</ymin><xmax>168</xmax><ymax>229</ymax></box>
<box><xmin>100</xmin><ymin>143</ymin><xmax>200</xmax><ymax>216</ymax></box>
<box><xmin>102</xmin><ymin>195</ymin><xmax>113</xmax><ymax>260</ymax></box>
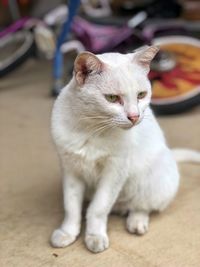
<box><xmin>65</xmin><ymin>137</ymin><xmax>109</xmax><ymax>184</ymax></box>
<box><xmin>73</xmin><ymin>136</ymin><xmax>109</xmax><ymax>161</ymax></box>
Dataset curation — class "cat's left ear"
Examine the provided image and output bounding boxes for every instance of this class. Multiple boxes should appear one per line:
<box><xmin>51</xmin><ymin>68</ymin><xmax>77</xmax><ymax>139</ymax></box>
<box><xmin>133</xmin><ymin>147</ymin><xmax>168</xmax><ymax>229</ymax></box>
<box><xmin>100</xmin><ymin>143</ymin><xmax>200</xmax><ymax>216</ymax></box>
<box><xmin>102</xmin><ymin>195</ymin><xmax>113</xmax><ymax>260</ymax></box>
<box><xmin>132</xmin><ymin>45</ymin><xmax>159</xmax><ymax>73</ymax></box>
<box><xmin>74</xmin><ymin>51</ymin><xmax>104</xmax><ymax>86</ymax></box>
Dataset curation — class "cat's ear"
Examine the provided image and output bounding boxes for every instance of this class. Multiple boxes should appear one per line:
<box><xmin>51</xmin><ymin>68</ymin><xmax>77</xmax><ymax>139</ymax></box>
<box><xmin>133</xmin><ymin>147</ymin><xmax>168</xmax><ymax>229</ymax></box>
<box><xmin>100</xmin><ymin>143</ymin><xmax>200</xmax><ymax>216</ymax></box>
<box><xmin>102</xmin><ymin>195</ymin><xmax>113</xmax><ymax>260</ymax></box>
<box><xmin>74</xmin><ymin>52</ymin><xmax>104</xmax><ymax>86</ymax></box>
<box><xmin>133</xmin><ymin>45</ymin><xmax>159</xmax><ymax>73</ymax></box>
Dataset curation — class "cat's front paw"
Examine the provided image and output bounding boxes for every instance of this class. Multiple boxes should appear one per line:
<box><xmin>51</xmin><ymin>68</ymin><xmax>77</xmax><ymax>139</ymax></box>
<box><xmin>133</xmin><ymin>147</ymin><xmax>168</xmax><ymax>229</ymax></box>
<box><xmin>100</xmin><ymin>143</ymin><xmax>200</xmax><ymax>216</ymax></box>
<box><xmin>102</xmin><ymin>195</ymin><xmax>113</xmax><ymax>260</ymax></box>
<box><xmin>51</xmin><ymin>229</ymin><xmax>76</xmax><ymax>248</ymax></box>
<box><xmin>126</xmin><ymin>211</ymin><xmax>149</xmax><ymax>235</ymax></box>
<box><xmin>85</xmin><ymin>234</ymin><xmax>109</xmax><ymax>253</ymax></box>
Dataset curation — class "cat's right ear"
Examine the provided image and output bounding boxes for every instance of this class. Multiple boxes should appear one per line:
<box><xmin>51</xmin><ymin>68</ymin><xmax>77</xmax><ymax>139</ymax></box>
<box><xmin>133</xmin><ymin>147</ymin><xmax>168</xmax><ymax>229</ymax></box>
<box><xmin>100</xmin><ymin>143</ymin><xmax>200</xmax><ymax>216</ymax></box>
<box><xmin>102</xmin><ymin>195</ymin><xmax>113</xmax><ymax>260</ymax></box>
<box><xmin>74</xmin><ymin>52</ymin><xmax>104</xmax><ymax>86</ymax></box>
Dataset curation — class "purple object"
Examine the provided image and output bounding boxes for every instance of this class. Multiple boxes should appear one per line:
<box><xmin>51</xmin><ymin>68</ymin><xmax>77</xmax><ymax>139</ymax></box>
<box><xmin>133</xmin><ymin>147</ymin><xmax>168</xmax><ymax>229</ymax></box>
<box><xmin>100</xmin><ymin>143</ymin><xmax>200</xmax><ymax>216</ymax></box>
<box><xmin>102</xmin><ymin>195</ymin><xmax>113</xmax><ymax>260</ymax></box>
<box><xmin>72</xmin><ymin>17</ymin><xmax>133</xmax><ymax>53</ymax></box>
<box><xmin>0</xmin><ymin>17</ymin><xmax>30</xmax><ymax>38</ymax></box>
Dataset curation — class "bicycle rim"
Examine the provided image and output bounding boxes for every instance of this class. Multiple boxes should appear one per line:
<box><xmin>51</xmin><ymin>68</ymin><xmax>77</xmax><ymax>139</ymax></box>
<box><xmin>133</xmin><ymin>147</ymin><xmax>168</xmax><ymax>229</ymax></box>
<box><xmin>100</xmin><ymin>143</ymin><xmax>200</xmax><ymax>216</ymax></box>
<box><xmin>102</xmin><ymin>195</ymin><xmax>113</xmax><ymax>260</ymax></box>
<box><xmin>0</xmin><ymin>31</ymin><xmax>34</xmax><ymax>77</ymax></box>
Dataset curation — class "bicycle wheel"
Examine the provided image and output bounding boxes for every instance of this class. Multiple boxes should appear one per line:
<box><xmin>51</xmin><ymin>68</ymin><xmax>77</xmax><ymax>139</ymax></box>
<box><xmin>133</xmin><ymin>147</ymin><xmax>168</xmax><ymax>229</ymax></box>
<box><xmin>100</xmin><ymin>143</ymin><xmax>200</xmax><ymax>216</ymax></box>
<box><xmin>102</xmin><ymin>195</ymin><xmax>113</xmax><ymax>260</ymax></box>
<box><xmin>0</xmin><ymin>30</ymin><xmax>34</xmax><ymax>77</ymax></box>
<box><xmin>150</xmin><ymin>36</ymin><xmax>200</xmax><ymax>114</ymax></box>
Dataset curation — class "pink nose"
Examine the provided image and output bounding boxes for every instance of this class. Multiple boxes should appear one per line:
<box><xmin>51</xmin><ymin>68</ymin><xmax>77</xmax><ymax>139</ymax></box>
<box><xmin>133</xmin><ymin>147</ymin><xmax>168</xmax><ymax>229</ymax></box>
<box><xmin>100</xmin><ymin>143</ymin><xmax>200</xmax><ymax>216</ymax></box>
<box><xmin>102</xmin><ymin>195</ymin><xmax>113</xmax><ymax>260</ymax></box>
<box><xmin>127</xmin><ymin>113</ymin><xmax>140</xmax><ymax>123</ymax></box>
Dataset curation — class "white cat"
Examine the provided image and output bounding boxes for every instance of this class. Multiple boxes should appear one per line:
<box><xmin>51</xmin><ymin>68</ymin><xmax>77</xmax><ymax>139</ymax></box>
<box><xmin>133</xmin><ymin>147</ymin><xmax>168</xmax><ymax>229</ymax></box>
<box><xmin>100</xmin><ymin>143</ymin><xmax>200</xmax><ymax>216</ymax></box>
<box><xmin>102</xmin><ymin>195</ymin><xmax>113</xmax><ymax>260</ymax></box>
<box><xmin>50</xmin><ymin>46</ymin><xmax>200</xmax><ymax>253</ymax></box>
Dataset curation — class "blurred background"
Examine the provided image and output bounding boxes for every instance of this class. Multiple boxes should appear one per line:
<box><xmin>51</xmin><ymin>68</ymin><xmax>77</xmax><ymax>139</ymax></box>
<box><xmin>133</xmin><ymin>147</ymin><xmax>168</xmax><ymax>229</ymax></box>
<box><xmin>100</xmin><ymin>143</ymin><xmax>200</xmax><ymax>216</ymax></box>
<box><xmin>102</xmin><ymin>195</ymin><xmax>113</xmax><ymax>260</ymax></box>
<box><xmin>0</xmin><ymin>0</ymin><xmax>200</xmax><ymax>112</ymax></box>
<box><xmin>0</xmin><ymin>1</ymin><xmax>200</xmax><ymax>267</ymax></box>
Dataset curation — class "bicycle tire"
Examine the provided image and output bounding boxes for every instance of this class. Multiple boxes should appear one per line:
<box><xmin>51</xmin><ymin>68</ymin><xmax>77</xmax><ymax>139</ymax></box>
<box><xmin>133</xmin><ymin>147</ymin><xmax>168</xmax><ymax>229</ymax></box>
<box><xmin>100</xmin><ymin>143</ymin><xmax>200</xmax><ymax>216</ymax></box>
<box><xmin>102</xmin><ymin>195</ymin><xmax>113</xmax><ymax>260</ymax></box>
<box><xmin>150</xmin><ymin>36</ymin><xmax>200</xmax><ymax>114</ymax></box>
<box><xmin>151</xmin><ymin>91</ymin><xmax>200</xmax><ymax>115</ymax></box>
<box><xmin>0</xmin><ymin>30</ymin><xmax>34</xmax><ymax>77</ymax></box>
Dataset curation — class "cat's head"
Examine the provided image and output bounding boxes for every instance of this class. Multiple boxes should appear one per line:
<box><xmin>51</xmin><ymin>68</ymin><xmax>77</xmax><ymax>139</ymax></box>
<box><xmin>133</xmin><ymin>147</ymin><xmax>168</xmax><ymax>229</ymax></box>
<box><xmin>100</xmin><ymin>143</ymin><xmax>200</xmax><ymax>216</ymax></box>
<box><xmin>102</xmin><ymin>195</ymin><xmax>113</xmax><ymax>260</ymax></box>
<box><xmin>73</xmin><ymin>46</ymin><xmax>159</xmax><ymax>130</ymax></box>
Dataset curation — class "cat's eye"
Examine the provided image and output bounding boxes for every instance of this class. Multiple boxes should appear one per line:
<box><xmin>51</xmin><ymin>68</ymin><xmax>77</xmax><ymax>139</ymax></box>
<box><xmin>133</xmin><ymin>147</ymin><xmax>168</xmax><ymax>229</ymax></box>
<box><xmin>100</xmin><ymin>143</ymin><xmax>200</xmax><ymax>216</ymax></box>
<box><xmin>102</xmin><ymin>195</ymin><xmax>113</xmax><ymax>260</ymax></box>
<box><xmin>105</xmin><ymin>94</ymin><xmax>120</xmax><ymax>103</ymax></box>
<box><xmin>137</xmin><ymin>91</ymin><xmax>147</xmax><ymax>100</ymax></box>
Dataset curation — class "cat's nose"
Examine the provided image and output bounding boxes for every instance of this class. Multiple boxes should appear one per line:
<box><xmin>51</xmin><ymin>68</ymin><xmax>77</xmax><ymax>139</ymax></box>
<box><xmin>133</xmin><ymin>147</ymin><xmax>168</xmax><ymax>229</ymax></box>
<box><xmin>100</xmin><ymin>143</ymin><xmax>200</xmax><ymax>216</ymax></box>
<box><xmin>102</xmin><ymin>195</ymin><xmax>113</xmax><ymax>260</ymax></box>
<box><xmin>127</xmin><ymin>113</ymin><xmax>140</xmax><ymax>124</ymax></box>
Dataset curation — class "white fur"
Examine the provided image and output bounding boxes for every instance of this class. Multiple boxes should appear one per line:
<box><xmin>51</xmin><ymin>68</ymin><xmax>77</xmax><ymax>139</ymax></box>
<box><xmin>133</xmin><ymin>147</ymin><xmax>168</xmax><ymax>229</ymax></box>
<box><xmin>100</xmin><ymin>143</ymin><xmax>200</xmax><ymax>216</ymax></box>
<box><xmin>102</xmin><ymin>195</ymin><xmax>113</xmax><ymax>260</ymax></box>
<box><xmin>50</xmin><ymin>50</ymin><xmax>181</xmax><ymax>253</ymax></box>
<box><xmin>172</xmin><ymin>148</ymin><xmax>200</xmax><ymax>163</ymax></box>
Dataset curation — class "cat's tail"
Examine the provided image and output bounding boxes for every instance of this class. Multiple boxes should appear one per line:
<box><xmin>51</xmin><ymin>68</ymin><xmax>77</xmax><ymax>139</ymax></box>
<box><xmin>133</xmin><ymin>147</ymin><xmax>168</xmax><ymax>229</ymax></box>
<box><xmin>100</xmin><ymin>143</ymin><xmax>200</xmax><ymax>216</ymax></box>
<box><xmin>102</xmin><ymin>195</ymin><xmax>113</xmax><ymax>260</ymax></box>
<box><xmin>172</xmin><ymin>148</ymin><xmax>200</xmax><ymax>163</ymax></box>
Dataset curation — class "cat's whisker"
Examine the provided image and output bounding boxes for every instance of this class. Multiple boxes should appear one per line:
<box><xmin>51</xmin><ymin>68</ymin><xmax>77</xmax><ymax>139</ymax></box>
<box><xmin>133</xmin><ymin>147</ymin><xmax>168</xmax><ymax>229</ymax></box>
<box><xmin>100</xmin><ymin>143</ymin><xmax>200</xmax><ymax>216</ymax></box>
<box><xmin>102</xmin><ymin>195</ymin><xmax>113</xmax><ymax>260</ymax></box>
<box><xmin>78</xmin><ymin>115</ymin><xmax>111</xmax><ymax>121</ymax></box>
<box><xmin>77</xmin><ymin>116</ymin><xmax>114</xmax><ymax>134</ymax></box>
<box><xmin>78</xmin><ymin>117</ymin><xmax>114</xmax><ymax>129</ymax></box>
<box><xmin>143</xmin><ymin>115</ymin><xmax>154</xmax><ymax>121</ymax></box>
<box><xmin>88</xmin><ymin>121</ymin><xmax>114</xmax><ymax>138</ymax></box>
<box><xmin>91</xmin><ymin>123</ymin><xmax>111</xmax><ymax>135</ymax></box>
<box><xmin>83</xmin><ymin>120</ymin><xmax>106</xmax><ymax>132</ymax></box>
<box><xmin>143</xmin><ymin>118</ymin><xmax>153</xmax><ymax>122</ymax></box>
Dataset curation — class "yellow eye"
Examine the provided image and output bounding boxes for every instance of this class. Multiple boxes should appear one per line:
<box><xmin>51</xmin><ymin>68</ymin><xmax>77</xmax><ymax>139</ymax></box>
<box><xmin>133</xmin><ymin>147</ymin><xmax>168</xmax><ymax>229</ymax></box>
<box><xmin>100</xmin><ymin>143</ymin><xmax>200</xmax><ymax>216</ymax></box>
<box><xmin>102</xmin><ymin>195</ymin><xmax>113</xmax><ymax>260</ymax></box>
<box><xmin>138</xmin><ymin>91</ymin><xmax>147</xmax><ymax>99</ymax></box>
<box><xmin>105</xmin><ymin>94</ymin><xmax>120</xmax><ymax>103</ymax></box>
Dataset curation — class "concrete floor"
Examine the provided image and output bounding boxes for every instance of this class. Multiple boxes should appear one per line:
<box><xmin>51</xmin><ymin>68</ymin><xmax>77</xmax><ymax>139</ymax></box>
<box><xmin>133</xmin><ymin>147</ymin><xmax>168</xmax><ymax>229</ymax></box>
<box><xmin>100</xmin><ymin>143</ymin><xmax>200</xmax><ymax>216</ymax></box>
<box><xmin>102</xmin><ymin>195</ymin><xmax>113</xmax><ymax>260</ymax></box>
<box><xmin>0</xmin><ymin>59</ymin><xmax>200</xmax><ymax>267</ymax></box>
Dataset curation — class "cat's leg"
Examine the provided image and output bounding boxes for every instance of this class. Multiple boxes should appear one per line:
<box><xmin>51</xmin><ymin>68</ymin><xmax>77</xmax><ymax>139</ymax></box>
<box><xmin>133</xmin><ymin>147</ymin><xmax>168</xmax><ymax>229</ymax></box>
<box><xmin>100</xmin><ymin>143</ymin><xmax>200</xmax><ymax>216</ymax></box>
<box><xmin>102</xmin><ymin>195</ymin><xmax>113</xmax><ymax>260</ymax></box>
<box><xmin>85</xmin><ymin>162</ymin><xmax>127</xmax><ymax>253</ymax></box>
<box><xmin>126</xmin><ymin>149</ymin><xmax>179</xmax><ymax>236</ymax></box>
<box><xmin>51</xmin><ymin>173</ymin><xmax>85</xmax><ymax>248</ymax></box>
<box><xmin>126</xmin><ymin>210</ymin><xmax>149</xmax><ymax>235</ymax></box>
